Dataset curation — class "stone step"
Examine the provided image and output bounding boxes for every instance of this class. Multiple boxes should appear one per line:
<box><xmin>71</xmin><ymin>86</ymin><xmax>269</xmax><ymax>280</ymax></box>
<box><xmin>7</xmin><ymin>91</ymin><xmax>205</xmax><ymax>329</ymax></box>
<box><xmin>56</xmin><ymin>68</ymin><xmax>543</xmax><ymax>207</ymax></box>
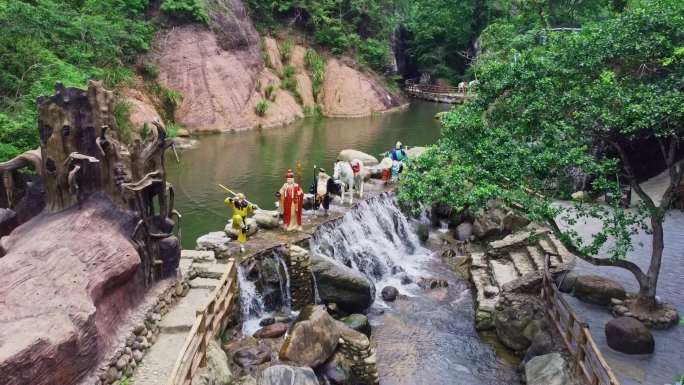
<box><xmin>537</xmin><ymin>237</ymin><xmax>563</xmax><ymax>267</ymax></box>
<box><xmin>189</xmin><ymin>277</ymin><xmax>220</xmax><ymax>289</ymax></box>
<box><xmin>526</xmin><ymin>245</ymin><xmax>546</xmax><ymax>271</ymax></box>
<box><xmin>192</xmin><ymin>262</ymin><xmax>229</xmax><ymax>279</ymax></box>
<box><xmin>158</xmin><ymin>288</ymin><xmax>212</xmax><ymax>333</ymax></box>
<box><xmin>470</xmin><ymin>268</ymin><xmax>499</xmax><ymax>313</ymax></box>
<box><xmin>181</xmin><ymin>249</ymin><xmax>215</xmax><ymax>262</ymax></box>
<box><xmin>489</xmin><ymin>259</ymin><xmax>520</xmax><ymax>287</ymax></box>
<box><xmin>509</xmin><ymin>250</ymin><xmax>536</xmax><ymax>276</ymax></box>
<box><xmin>470</xmin><ymin>252</ymin><xmax>488</xmax><ymax>269</ymax></box>
<box><xmin>130</xmin><ymin>331</ymin><xmax>188</xmax><ymax>385</ymax></box>
<box><xmin>547</xmin><ymin>234</ymin><xmax>575</xmax><ymax>265</ymax></box>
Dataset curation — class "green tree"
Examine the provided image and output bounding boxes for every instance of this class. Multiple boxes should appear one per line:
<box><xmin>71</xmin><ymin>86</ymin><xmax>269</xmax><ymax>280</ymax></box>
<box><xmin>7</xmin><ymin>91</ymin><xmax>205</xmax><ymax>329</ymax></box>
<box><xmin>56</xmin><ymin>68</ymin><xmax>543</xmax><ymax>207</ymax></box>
<box><xmin>400</xmin><ymin>0</ymin><xmax>684</xmax><ymax>307</ymax></box>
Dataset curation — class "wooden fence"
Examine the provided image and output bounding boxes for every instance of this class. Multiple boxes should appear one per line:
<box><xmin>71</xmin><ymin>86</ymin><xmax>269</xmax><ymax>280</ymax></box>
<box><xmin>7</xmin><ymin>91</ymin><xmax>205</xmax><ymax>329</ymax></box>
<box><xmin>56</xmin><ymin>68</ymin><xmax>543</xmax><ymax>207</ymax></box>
<box><xmin>167</xmin><ymin>260</ymin><xmax>239</xmax><ymax>385</ymax></box>
<box><xmin>405</xmin><ymin>78</ymin><xmax>462</xmax><ymax>95</ymax></box>
<box><xmin>542</xmin><ymin>253</ymin><xmax>620</xmax><ymax>385</ymax></box>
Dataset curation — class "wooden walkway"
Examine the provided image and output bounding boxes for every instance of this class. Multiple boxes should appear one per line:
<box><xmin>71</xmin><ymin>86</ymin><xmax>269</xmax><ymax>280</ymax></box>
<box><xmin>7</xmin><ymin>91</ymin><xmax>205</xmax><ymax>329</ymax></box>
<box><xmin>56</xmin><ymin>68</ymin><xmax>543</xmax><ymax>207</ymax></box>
<box><xmin>404</xmin><ymin>79</ymin><xmax>471</xmax><ymax>104</ymax></box>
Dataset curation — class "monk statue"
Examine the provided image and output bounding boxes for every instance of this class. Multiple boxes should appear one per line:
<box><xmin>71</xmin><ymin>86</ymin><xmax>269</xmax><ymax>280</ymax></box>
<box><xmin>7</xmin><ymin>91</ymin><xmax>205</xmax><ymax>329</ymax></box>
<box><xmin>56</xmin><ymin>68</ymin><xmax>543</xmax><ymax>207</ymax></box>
<box><xmin>313</xmin><ymin>168</ymin><xmax>333</xmax><ymax>216</ymax></box>
<box><xmin>224</xmin><ymin>192</ymin><xmax>256</xmax><ymax>252</ymax></box>
<box><xmin>276</xmin><ymin>169</ymin><xmax>304</xmax><ymax>231</ymax></box>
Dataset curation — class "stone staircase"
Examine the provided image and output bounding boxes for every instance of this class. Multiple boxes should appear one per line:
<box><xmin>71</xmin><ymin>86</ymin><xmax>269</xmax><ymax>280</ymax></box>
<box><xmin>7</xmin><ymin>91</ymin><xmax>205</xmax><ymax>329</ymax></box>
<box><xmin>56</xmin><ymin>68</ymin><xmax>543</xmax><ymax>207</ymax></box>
<box><xmin>470</xmin><ymin>227</ymin><xmax>576</xmax><ymax>330</ymax></box>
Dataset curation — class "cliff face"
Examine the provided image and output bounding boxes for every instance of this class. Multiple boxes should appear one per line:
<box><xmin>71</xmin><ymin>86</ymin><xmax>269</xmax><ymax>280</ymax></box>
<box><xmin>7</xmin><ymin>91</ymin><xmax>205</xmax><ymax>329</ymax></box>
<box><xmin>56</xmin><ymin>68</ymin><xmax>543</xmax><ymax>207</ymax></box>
<box><xmin>150</xmin><ymin>0</ymin><xmax>404</xmax><ymax>133</ymax></box>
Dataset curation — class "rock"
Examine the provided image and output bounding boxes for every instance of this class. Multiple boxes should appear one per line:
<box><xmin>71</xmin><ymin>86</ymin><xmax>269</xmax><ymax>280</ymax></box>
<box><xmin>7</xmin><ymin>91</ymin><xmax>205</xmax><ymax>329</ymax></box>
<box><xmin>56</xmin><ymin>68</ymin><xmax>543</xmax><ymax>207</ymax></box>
<box><xmin>405</xmin><ymin>146</ymin><xmax>427</xmax><ymax>159</ymax></box>
<box><xmin>253</xmin><ymin>209</ymin><xmax>280</xmax><ymax>229</ymax></box>
<box><xmin>556</xmin><ymin>270</ymin><xmax>579</xmax><ymax>293</ymax></box>
<box><xmin>232</xmin><ymin>344</ymin><xmax>271</xmax><ymax>369</ymax></box>
<box><xmin>525</xmin><ymin>353</ymin><xmax>575</xmax><ymax>385</ymax></box>
<box><xmin>259</xmin><ymin>317</ymin><xmax>275</xmax><ymax>327</ymax></box>
<box><xmin>253</xmin><ymin>322</ymin><xmax>288</xmax><ymax>339</ymax></box>
<box><xmin>225</xmin><ymin>217</ymin><xmax>258</xmax><ymax>239</ymax></box>
<box><xmin>322</xmin><ymin>58</ymin><xmax>403</xmax><ymax>118</ymax></box>
<box><xmin>310</xmin><ymin>254</ymin><xmax>374</xmax><ymax>313</ymax></box>
<box><xmin>337</xmin><ymin>149</ymin><xmax>379</xmax><ymax>166</ymax></box>
<box><xmin>196</xmin><ymin>231</ymin><xmax>231</xmax><ymax>258</ymax></box>
<box><xmin>571</xmin><ymin>191</ymin><xmax>591</xmax><ymax>202</ymax></box>
<box><xmin>605</xmin><ymin>317</ymin><xmax>654</xmax><ymax>354</ymax></box>
<box><xmin>176</xmin><ymin>128</ymin><xmax>191</xmax><ymax>137</ymax></box>
<box><xmin>415</xmin><ymin>222</ymin><xmax>429</xmax><ymax>242</ymax></box>
<box><xmin>494</xmin><ymin>294</ymin><xmax>545</xmax><ymax>351</ymax></box>
<box><xmin>391</xmin><ymin>265</ymin><xmax>405</xmax><ymax>274</ymax></box>
<box><xmin>398</xmin><ymin>273</ymin><xmax>413</xmax><ymax>285</ymax></box>
<box><xmin>417</xmin><ymin>277</ymin><xmax>449</xmax><ymax>290</ymax></box>
<box><xmin>132</xmin><ymin>350</ymin><xmax>144</xmax><ymax>362</ymax></box>
<box><xmin>192</xmin><ymin>340</ymin><xmax>233</xmax><ymax>385</ymax></box>
<box><xmin>0</xmin><ymin>197</ymin><xmax>144</xmax><ymax>385</ymax></box>
<box><xmin>320</xmin><ymin>352</ymin><xmax>353</xmax><ymax>385</ymax></box>
<box><xmin>0</xmin><ymin>208</ymin><xmax>19</xmax><ymax>237</ymax></box>
<box><xmin>257</xmin><ymin>365</ymin><xmax>320</xmax><ymax>385</ymax></box>
<box><xmin>472</xmin><ymin>202</ymin><xmax>529</xmax><ymax>239</ymax></box>
<box><xmin>573</xmin><ymin>275</ymin><xmax>626</xmax><ymax>305</ymax></box>
<box><xmin>279</xmin><ymin>305</ymin><xmax>339</xmax><ymax>367</ymax></box>
<box><xmin>340</xmin><ymin>314</ymin><xmax>371</xmax><ymax>337</ymax></box>
<box><xmin>455</xmin><ymin>222</ymin><xmax>473</xmax><ymax>241</ymax></box>
<box><xmin>381</xmin><ymin>286</ymin><xmax>398</xmax><ymax>302</ymax></box>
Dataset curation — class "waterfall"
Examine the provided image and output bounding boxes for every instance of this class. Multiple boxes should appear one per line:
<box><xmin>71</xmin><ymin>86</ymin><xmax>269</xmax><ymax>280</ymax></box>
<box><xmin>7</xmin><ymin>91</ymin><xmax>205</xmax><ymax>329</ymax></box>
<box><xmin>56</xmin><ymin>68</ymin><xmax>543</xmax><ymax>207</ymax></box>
<box><xmin>274</xmin><ymin>252</ymin><xmax>292</xmax><ymax>311</ymax></box>
<box><xmin>237</xmin><ymin>265</ymin><xmax>265</xmax><ymax>335</ymax></box>
<box><xmin>311</xmin><ymin>270</ymin><xmax>321</xmax><ymax>304</ymax></box>
<box><xmin>310</xmin><ymin>194</ymin><xmax>431</xmax><ymax>296</ymax></box>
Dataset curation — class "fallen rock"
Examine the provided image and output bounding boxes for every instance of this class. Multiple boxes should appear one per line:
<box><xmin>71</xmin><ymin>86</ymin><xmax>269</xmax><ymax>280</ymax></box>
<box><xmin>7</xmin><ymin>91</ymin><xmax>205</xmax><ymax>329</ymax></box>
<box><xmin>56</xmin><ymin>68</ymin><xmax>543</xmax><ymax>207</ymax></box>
<box><xmin>310</xmin><ymin>254</ymin><xmax>374</xmax><ymax>313</ymax></box>
<box><xmin>253</xmin><ymin>322</ymin><xmax>288</xmax><ymax>339</ymax></box>
<box><xmin>381</xmin><ymin>286</ymin><xmax>398</xmax><ymax>302</ymax></box>
<box><xmin>279</xmin><ymin>305</ymin><xmax>339</xmax><ymax>367</ymax></box>
<box><xmin>340</xmin><ymin>314</ymin><xmax>371</xmax><ymax>337</ymax></box>
<box><xmin>574</xmin><ymin>275</ymin><xmax>626</xmax><ymax>305</ymax></box>
<box><xmin>455</xmin><ymin>222</ymin><xmax>473</xmax><ymax>241</ymax></box>
<box><xmin>417</xmin><ymin>277</ymin><xmax>449</xmax><ymax>290</ymax></box>
<box><xmin>253</xmin><ymin>209</ymin><xmax>280</xmax><ymax>229</ymax></box>
<box><xmin>337</xmin><ymin>149</ymin><xmax>379</xmax><ymax>166</ymax></box>
<box><xmin>605</xmin><ymin>317</ymin><xmax>654</xmax><ymax>354</ymax></box>
<box><xmin>232</xmin><ymin>344</ymin><xmax>271</xmax><ymax>369</ymax></box>
<box><xmin>196</xmin><ymin>231</ymin><xmax>232</xmax><ymax>258</ymax></box>
<box><xmin>525</xmin><ymin>353</ymin><xmax>574</xmax><ymax>385</ymax></box>
<box><xmin>191</xmin><ymin>340</ymin><xmax>233</xmax><ymax>385</ymax></box>
<box><xmin>225</xmin><ymin>217</ymin><xmax>258</xmax><ymax>239</ymax></box>
<box><xmin>257</xmin><ymin>365</ymin><xmax>320</xmax><ymax>385</ymax></box>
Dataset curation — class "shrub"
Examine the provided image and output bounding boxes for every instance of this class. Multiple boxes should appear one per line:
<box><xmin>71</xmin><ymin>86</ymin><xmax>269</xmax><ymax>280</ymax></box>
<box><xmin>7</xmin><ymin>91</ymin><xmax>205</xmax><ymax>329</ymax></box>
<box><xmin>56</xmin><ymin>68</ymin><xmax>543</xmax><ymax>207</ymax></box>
<box><xmin>304</xmin><ymin>49</ymin><xmax>325</xmax><ymax>100</ymax></box>
<box><xmin>138</xmin><ymin>62</ymin><xmax>160</xmax><ymax>80</ymax></box>
<box><xmin>161</xmin><ymin>88</ymin><xmax>183</xmax><ymax>122</ymax></box>
<box><xmin>160</xmin><ymin>0</ymin><xmax>209</xmax><ymax>24</ymax></box>
<box><xmin>280</xmin><ymin>39</ymin><xmax>293</xmax><ymax>62</ymax></box>
<box><xmin>281</xmin><ymin>65</ymin><xmax>296</xmax><ymax>79</ymax></box>
<box><xmin>255</xmin><ymin>99</ymin><xmax>269</xmax><ymax>116</ymax></box>
<box><xmin>165</xmin><ymin>122</ymin><xmax>182</xmax><ymax>138</ymax></box>
<box><xmin>264</xmin><ymin>84</ymin><xmax>275</xmax><ymax>100</ymax></box>
<box><xmin>303</xmin><ymin>104</ymin><xmax>322</xmax><ymax>118</ymax></box>
<box><xmin>359</xmin><ymin>38</ymin><xmax>391</xmax><ymax>73</ymax></box>
<box><xmin>114</xmin><ymin>101</ymin><xmax>132</xmax><ymax>142</ymax></box>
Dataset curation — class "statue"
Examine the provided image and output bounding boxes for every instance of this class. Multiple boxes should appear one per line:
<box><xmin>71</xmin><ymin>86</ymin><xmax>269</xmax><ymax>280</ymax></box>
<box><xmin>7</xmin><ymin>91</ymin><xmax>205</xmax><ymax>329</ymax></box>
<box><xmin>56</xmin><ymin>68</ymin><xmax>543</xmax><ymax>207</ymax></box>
<box><xmin>224</xmin><ymin>191</ymin><xmax>256</xmax><ymax>252</ymax></box>
<box><xmin>387</xmin><ymin>141</ymin><xmax>409</xmax><ymax>183</ymax></box>
<box><xmin>276</xmin><ymin>170</ymin><xmax>303</xmax><ymax>231</ymax></box>
<box><xmin>312</xmin><ymin>167</ymin><xmax>333</xmax><ymax>216</ymax></box>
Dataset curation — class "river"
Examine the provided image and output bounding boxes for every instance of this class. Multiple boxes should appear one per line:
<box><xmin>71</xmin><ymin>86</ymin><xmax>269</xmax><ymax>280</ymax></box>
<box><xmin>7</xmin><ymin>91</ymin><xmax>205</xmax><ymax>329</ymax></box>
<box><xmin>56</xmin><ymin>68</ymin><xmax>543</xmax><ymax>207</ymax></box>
<box><xmin>166</xmin><ymin>101</ymin><xmax>448</xmax><ymax>246</ymax></box>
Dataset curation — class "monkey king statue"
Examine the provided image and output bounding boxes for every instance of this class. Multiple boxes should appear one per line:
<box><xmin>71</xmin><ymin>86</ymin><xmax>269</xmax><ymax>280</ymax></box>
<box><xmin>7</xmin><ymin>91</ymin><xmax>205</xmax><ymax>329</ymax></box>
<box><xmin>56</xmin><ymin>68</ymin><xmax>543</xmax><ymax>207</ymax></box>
<box><xmin>224</xmin><ymin>192</ymin><xmax>256</xmax><ymax>252</ymax></box>
<box><xmin>276</xmin><ymin>169</ymin><xmax>304</xmax><ymax>231</ymax></box>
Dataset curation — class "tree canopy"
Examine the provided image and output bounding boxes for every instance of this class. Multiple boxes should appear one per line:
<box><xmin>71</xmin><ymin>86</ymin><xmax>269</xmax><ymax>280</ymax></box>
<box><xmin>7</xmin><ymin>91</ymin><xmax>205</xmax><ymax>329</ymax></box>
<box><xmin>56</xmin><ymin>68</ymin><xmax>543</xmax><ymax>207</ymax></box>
<box><xmin>399</xmin><ymin>0</ymin><xmax>684</xmax><ymax>300</ymax></box>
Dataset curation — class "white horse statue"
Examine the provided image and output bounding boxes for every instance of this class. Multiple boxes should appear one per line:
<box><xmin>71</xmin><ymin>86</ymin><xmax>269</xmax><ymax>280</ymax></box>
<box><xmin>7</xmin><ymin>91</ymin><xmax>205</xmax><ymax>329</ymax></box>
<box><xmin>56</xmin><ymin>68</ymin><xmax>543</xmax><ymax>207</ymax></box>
<box><xmin>333</xmin><ymin>160</ymin><xmax>364</xmax><ymax>204</ymax></box>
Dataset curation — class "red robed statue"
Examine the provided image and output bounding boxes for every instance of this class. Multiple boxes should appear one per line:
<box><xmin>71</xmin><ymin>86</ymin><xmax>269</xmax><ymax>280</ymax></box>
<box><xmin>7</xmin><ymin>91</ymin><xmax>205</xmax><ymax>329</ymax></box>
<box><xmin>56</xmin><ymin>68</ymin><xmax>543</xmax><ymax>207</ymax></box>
<box><xmin>276</xmin><ymin>170</ymin><xmax>304</xmax><ymax>231</ymax></box>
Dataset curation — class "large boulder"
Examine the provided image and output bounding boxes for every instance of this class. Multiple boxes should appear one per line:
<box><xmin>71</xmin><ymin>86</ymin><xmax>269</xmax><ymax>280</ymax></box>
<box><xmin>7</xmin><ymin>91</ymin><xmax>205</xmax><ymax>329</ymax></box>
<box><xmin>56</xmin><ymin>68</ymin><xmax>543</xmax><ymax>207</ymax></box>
<box><xmin>573</xmin><ymin>275</ymin><xmax>626</xmax><ymax>305</ymax></box>
<box><xmin>320</xmin><ymin>352</ymin><xmax>353</xmax><ymax>385</ymax></box>
<box><xmin>279</xmin><ymin>305</ymin><xmax>340</xmax><ymax>367</ymax></box>
<box><xmin>472</xmin><ymin>201</ymin><xmax>529</xmax><ymax>239</ymax></box>
<box><xmin>494</xmin><ymin>293</ymin><xmax>545</xmax><ymax>351</ymax></box>
<box><xmin>253</xmin><ymin>322</ymin><xmax>288</xmax><ymax>339</ymax></box>
<box><xmin>605</xmin><ymin>317</ymin><xmax>654</xmax><ymax>354</ymax></box>
<box><xmin>340</xmin><ymin>314</ymin><xmax>371</xmax><ymax>337</ymax></box>
<box><xmin>225</xmin><ymin>217</ymin><xmax>258</xmax><ymax>239</ymax></box>
<box><xmin>232</xmin><ymin>344</ymin><xmax>271</xmax><ymax>370</ymax></box>
<box><xmin>0</xmin><ymin>208</ymin><xmax>18</xmax><ymax>237</ymax></box>
<box><xmin>525</xmin><ymin>353</ymin><xmax>576</xmax><ymax>385</ymax></box>
<box><xmin>337</xmin><ymin>149</ymin><xmax>379</xmax><ymax>166</ymax></box>
<box><xmin>196</xmin><ymin>231</ymin><xmax>232</xmax><ymax>258</ymax></box>
<box><xmin>257</xmin><ymin>365</ymin><xmax>320</xmax><ymax>385</ymax></box>
<box><xmin>253</xmin><ymin>209</ymin><xmax>280</xmax><ymax>229</ymax></box>
<box><xmin>310</xmin><ymin>254</ymin><xmax>374</xmax><ymax>313</ymax></box>
<box><xmin>191</xmin><ymin>340</ymin><xmax>233</xmax><ymax>385</ymax></box>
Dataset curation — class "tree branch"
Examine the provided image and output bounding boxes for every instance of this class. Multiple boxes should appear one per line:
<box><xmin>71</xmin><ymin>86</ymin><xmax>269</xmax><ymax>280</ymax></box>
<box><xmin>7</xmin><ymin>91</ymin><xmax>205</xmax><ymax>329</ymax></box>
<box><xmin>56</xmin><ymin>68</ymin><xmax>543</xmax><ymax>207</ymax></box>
<box><xmin>661</xmin><ymin>136</ymin><xmax>682</xmax><ymax>209</ymax></box>
<box><xmin>607</xmin><ymin>139</ymin><xmax>656</xmax><ymax>210</ymax></box>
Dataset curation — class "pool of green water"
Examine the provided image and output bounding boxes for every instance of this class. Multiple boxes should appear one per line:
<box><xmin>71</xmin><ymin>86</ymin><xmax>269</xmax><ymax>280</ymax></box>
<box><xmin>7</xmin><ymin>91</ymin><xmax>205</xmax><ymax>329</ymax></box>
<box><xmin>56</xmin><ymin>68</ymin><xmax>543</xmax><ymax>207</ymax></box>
<box><xmin>166</xmin><ymin>101</ymin><xmax>449</xmax><ymax>246</ymax></box>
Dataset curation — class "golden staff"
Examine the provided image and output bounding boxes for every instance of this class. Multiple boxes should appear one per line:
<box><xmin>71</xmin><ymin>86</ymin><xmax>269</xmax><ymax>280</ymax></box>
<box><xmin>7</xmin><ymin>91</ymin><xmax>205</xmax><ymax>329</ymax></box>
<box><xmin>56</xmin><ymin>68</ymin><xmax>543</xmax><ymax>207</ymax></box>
<box><xmin>218</xmin><ymin>184</ymin><xmax>260</xmax><ymax>209</ymax></box>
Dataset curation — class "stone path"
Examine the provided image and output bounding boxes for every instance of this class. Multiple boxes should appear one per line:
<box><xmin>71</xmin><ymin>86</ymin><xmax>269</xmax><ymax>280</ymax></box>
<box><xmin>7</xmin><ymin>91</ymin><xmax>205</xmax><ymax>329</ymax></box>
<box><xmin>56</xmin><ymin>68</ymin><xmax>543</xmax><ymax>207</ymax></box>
<box><xmin>469</xmin><ymin>226</ymin><xmax>576</xmax><ymax>330</ymax></box>
<box><xmin>132</xmin><ymin>249</ymin><xmax>224</xmax><ymax>385</ymax></box>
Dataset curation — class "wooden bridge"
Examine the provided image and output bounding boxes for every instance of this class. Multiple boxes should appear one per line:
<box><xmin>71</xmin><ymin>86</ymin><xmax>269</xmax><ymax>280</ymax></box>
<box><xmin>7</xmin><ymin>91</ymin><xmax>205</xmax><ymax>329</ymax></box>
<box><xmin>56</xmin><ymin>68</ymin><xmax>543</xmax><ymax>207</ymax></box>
<box><xmin>542</xmin><ymin>253</ymin><xmax>621</xmax><ymax>385</ymax></box>
<box><xmin>404</xmin><ymin>78</ymin><xmax>471</xmax><ymax>104</ymax></box>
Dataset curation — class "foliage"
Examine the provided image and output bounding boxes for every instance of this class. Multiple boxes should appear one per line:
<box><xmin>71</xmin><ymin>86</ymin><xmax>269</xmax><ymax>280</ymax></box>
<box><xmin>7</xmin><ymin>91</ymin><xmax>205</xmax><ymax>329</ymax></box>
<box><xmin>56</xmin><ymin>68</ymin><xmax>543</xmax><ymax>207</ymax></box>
<box><xmin>114</xmin><ymin>100</ymin><xmax>133</xmax><ymax>142</ymax></box>
<box><xmin>304</xmin><ymin>48</ymin><xmax>325</xmax><ymax>99</ymax></box>
<box><xmin>280</xmin><ymin>65</ymin><xmax>302</xmax><ymax>105</ymax></box>
<box><xmin>303</xmin><ymin>104</ymin><xmax>323</xmax><ymax>118</ymax></box>
<box><xmin>0</xmin><ymin>0</ymin><xmax>154</xmax><ymax>161</ymax></box>
<box><xmin>138</xmin><ymin>62</ymin><xmax>160</xmax><ymax>80</ymax></box>
<box><xmin>264</xmin><ymin>84</ymin><xmax>276</xmax><ymax>101</ymax></box>
<box><xmin>280</xmin><ymin>39</ymin><xmax>293</xmax><ymax>62</ymax></box>
<box><xmin>359</xmin><ymin>38</ymin><xmax>392</xmax><ymax>73</ymax></box>
<box><xmin>400</xmin><ymin>1</ymin><xmax>683</xmax><ymax>278</ymax></box>
<box><xmin>165</xmin><ymin>122</ymin><xmax>182</xmax><ymax>138</ymax></box>
<box><xmin>255</xmin><ymin>99</ymin><xmax>269</xmax><ymax>116</ymax></box>
<box><xmin>119</xmin><ymin>376</ymin><xmax>132</xmax><ymax>385</ymax></box>
<box><xmin>160</xmin><ymin>0</ymin><xmax>209</xmax><ymax>24</ymax></box>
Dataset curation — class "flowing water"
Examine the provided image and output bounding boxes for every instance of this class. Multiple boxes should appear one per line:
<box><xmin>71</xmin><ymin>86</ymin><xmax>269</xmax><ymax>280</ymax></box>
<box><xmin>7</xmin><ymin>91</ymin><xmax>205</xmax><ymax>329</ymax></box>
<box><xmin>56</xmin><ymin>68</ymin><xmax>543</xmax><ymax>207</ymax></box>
<box><xmin>166</xmin><ymin>101</ymin><xmax>448</xmax><ymax>246</ymax></box>
<box><xmin>310</xmin><ymin>196</ymin><xmax>520</xmax><ymax>385</ymax></box>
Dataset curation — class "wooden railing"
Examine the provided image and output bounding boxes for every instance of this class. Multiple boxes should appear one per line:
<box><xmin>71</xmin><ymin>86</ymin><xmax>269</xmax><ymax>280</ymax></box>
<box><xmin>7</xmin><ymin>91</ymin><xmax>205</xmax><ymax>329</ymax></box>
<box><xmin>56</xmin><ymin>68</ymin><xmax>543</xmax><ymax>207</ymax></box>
<box><xmin>167</xmin><ymin>260</ymin><xmax>238</xmax><ymax>385</ymax></box>
<box><xmin>405</xmin><ymin>78</ymin><xmax>462</xmax><ymax>94</ymax></box>
<box><xmin>542</xmin><ymin>253</ymin><xmax>620</xmax><ymax>385</ymax></box>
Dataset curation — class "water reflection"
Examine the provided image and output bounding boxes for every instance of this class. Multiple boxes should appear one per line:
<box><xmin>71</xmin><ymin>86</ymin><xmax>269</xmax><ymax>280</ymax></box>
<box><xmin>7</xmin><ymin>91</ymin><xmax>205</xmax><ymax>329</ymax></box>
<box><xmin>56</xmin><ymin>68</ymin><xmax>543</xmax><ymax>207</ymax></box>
<box><xmin>167</xmin><ymin>101</ymin><xmax>448</xmax><ymax>245</ymax></box>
